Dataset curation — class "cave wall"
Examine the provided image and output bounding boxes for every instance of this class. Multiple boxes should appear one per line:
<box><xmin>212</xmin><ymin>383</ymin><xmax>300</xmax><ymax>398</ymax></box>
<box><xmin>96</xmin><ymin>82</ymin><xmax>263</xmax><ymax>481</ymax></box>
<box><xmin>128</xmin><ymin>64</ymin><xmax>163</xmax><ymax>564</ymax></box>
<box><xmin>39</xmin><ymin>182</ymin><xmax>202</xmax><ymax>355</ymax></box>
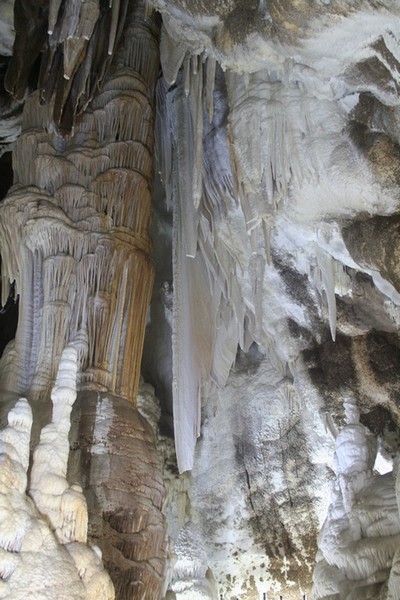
<box><xmin>145</xmin><ymin>1</ymin><xmax>400</xmax><ymax>597</ymax></box>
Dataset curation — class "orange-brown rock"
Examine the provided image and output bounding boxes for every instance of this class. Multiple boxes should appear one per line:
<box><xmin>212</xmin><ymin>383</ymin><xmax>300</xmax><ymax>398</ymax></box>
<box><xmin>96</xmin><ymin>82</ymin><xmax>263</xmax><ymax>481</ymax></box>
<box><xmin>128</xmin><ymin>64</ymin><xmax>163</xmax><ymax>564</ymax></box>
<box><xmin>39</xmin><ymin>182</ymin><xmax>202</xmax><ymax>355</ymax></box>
<box><xmin>70</xmin><ymin>392</ymin><xmax>167</xmax><ymax>600</ymax></box>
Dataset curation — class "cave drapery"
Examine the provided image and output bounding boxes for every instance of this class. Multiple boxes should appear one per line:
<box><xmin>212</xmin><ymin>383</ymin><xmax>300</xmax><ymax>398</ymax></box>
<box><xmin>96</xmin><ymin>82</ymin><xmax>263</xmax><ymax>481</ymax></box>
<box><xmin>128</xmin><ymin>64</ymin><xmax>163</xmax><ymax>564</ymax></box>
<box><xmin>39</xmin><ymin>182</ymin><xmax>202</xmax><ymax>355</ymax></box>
<box><xmin>1</xmin><ymin>1</ymin><xmax>400</xmax><ymax>599</ymax></box>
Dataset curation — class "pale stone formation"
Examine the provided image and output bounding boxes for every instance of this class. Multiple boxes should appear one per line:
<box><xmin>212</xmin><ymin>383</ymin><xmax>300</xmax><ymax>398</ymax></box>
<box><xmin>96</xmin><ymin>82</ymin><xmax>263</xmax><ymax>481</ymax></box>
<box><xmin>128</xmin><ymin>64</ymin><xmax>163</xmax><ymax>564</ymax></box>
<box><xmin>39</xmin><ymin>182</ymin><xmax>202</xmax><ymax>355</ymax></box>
<box><xmin>170</xmin><ymin>522</ymin><xmax>218</xmax><ymax>600</ymax></box>
<box><xmin>313</xmin><ymin>402</ymin><xmax>400</xmax><ymax>599</ymax></box>
<box><xmin>30</xmin><ymin>345</ymin><xmax>89</xmax><ymax>546</ymax></box>
<box><xmin>0</xmin><ymin>347</ymin><xmax>114</xmax><ymax>600</ymax></box>
<box><xmin>154</xmin><ymin>4</ymin><xmax>400</xmax><ymax>476</ymax></box>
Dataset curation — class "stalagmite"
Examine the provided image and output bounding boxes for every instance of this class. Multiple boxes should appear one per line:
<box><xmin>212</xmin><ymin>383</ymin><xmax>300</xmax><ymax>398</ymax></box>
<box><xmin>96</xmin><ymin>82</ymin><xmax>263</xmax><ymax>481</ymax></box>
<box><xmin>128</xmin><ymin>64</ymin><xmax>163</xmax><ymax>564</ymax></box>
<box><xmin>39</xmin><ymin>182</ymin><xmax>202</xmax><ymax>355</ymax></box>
<box><xmin>30</xmin><ymin>345</ymin><xmax>88</xmax><ymax>545</ymax></box>
<box><xmin>313</xmin><ymin>401</ymin><xmax>400</xmax><ymax>599</ymax></box>
<box><xmin>0</xmin><ymin>355</ymin><xmax>114</xmax><ymax>600</ymax></box>
<box><xmin>169</xmin><ymin>523</ymin><xmax>218</xmax><ymax>600</ymax></box>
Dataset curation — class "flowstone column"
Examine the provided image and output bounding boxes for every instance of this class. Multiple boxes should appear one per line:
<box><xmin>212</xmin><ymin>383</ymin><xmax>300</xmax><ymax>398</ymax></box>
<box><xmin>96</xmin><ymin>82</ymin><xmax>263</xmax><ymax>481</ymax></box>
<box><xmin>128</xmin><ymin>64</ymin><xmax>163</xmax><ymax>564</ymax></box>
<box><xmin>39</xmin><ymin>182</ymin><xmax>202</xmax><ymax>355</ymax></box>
<box><xmin>0</xmin><ymin>2</ymin><xmax>166</xmax><ymax>598</ymax></box>
<box><xmin>0</xmin><ymin>1</ymin><xmax>158</xmax><ymax>405</ymax></box>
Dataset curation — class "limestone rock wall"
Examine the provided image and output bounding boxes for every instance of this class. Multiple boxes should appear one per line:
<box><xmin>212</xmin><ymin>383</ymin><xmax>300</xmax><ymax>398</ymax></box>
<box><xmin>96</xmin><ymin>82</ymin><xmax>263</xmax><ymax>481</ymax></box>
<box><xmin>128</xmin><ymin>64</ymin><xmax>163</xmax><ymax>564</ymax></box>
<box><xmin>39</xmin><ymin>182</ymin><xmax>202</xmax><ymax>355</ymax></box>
<box><xmin>144</xmin><ymin>1</ymin><xmax>400</xmax><ymax>597</ymax></box>
<box><xmin>154</xmin><ymin>8</ymin><xmax>400</xmax><ymax>476</ymax></box>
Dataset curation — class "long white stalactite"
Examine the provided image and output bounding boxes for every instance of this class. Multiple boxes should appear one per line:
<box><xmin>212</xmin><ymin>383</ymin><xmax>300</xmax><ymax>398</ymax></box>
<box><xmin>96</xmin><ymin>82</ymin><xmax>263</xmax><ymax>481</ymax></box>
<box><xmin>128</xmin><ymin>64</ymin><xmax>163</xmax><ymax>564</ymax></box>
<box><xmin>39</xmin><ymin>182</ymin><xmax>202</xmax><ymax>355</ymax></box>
<box><xmin>156</xmin><ymin>11</ymin><xmax>400</xmax><ymax>476</ymax></box>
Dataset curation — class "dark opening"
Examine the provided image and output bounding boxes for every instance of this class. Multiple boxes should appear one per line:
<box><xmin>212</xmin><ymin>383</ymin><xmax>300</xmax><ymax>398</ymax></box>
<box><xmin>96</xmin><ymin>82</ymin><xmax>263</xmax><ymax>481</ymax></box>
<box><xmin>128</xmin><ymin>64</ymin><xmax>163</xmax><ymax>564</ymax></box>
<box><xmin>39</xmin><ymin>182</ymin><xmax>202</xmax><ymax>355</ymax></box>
<box><xmin>0</xmin><ymin>149</ymin><xmax>17</xmax><ymax>357</ymax></box>
<box><xmin>0</xmin><ymin>151</ymin><xmax>13</xmax><ymax>199</ymax></box>
<box><xmin>0</xmin><ymin>273</ymin><xmax>18</xmax><ymax>358</ymax></box>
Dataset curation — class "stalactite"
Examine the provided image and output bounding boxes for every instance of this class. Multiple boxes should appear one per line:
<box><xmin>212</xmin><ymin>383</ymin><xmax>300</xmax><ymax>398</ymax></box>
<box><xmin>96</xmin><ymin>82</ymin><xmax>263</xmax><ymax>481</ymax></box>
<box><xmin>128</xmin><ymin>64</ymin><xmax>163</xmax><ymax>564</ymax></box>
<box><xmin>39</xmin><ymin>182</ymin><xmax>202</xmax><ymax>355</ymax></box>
<box><xmin>205</xmin><ymin>57</ymin><xmax>216</xmax><ymax>124</ymax></box>
<box><xmin>156</xmin><ymin>65</ymin><xmax>270</xmax><ymax>472</ymax></box>
<box><xmin>156</xmin><ymin>23</ymin><xmax>400</xmax><ymax>475</ymax></box>
<box><xmin>189</xmin><ymin>55</ymin><xmax>204</xmax><ymax>210</ymax></box>
<box><xmin>0</xmin><ymin>2</ymin><xmax>159</xmax><ymax>406</ymax></box>
<box><xmin>159</xmin><ymin>27</ymin><xmax>187</xmax><ymax>87</ymax></box>
<box><xmin>3</xmin><ymin>2</ymin><xmax>400</xmax><ymax>597</ymax></box>
<box><xmin>313</xmin><ymin>247</ymin><xmax>337</xmax><ymax>342</ymax></box>
<box><xmin>6</xmin><ymin>0</ymin><xmax>133</xmax><ymax>133</ymax></box>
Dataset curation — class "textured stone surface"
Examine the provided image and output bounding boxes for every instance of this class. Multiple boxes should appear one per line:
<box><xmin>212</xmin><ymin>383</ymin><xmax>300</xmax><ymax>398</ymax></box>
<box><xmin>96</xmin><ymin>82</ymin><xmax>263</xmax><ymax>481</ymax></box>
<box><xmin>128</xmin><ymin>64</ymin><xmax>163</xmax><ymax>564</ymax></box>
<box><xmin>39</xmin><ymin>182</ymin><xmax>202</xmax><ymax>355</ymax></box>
<box><xmin>144</xmin><ymin>1</ymin><xmax>400</xmax><ymax>596</ymax></box>
<box><xmin>343</xmin><ymin>216</ymin><xmax>400</xmax><ymax>293</ymax></box>
<box><xmin>313</xmin><ymin>403</ymin><xmax>400</xmax><ymax>599</ymax></box>
<box><xmin>0</xmin><ymin>1</ymin><xmax>160</xmax><ymax>406</ymax></box>
<box><xmin>70</xmin><ymin>392</ymin><xmax>167</xmax><ymax>600</ymax></box>
<box><xmin>189</xmin><ymin>351</ymin><xmax>322</xmax><ymax>598</ymax></box>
